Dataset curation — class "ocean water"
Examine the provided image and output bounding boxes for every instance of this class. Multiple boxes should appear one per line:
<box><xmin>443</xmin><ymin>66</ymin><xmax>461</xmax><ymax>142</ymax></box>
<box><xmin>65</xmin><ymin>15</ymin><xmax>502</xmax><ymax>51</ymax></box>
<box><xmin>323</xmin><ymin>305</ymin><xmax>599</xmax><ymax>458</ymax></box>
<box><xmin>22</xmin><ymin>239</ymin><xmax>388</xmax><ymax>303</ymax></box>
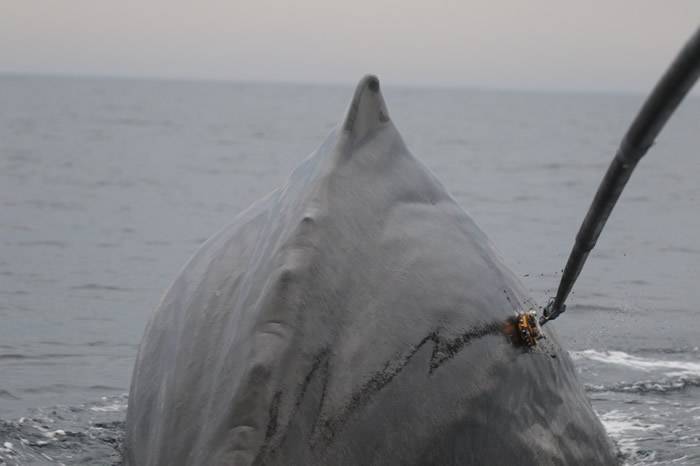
<box><xmin>0</xmin><ymin>75</ymin><xmax>698</xmax><ymax>465</ymax></box>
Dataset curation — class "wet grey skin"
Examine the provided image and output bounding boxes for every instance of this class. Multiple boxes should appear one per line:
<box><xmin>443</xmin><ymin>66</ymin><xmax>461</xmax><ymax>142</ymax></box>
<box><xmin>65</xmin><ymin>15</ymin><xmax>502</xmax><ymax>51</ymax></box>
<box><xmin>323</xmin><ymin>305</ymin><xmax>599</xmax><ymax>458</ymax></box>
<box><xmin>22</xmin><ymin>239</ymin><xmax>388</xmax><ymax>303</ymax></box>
<box><xmin>125</xmin><ymin>76</ymin><xmax>619</xmax><ymax>466</ymax></box>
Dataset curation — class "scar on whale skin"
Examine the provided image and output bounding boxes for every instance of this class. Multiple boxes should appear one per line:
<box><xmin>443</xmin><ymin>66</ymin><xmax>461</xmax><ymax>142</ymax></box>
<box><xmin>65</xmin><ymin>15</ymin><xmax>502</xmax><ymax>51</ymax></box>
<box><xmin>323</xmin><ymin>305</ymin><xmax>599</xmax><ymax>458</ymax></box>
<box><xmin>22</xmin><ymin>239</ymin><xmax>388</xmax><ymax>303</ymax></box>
<box><xmin>257</xmin><ymin>321</ymin><xmax>507</xmax><ymax>460</ymax></box>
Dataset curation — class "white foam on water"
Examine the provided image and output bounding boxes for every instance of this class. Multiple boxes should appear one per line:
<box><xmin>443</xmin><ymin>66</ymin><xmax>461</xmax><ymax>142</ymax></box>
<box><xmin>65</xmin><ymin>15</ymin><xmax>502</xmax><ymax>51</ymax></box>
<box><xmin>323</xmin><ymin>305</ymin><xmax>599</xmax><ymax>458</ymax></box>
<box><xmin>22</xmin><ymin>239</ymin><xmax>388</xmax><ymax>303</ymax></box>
<box><xmin>90</xmin><ymin>404</ymin><xmax>124</xmax><ymax>412</ymax></box>
<box><xmin>0</xmin><ymin>395</ymin><xmax>127</xmax><ymax>465</ymax></box>
<box><xmin>598</xmin><ymin>409</ymin><xmax>664</xmax><ymax>464</ymax></box>
<box><xmin>44</xmin><ymin>429</ymin><xmax>66</xmax><ymax>439</ymax></box>
<box><xmin>599</xmin><ymin>410</ymin><xmax>665</xmax><ymax>436</ymax></box>
<box><xmin>89</xmin><ymin>400</ymin><xmax>127</xmax><ymax>412</ymax></box>
<box><xmin>571</xmin><ymin>350</ymin><xmax>700</xmax><ymax>377</ymax></box>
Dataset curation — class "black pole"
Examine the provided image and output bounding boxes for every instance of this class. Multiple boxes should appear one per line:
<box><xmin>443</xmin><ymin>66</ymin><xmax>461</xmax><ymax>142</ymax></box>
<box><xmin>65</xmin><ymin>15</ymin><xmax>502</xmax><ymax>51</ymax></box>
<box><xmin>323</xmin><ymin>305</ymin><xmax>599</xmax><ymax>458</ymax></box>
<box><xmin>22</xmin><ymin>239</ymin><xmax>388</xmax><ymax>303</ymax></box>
<box><xmin>540</xmin><ymin>26</ymin><xmax>700</xmax><ymax>326</ymax></box>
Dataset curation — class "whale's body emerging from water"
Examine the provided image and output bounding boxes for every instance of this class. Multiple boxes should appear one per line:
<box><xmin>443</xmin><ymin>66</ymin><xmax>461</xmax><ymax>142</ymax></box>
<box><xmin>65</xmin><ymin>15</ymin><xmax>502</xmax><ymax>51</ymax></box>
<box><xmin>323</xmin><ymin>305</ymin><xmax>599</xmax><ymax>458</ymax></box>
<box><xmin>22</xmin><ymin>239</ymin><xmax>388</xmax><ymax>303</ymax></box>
<box><xmin>125</xmin><ymin>76</ymin><xmax>618</xmax><ymax>466</ymax></box>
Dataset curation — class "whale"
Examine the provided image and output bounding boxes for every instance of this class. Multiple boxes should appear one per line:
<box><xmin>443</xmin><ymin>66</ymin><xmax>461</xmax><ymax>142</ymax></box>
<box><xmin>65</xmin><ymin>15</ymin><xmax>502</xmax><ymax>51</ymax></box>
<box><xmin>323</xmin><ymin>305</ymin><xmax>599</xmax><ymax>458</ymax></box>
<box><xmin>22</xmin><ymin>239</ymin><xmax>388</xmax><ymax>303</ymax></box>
<box><xmin>125</xmin><ymin>75</ymin><xmax>618</xmax><ymax>466</ymax></box>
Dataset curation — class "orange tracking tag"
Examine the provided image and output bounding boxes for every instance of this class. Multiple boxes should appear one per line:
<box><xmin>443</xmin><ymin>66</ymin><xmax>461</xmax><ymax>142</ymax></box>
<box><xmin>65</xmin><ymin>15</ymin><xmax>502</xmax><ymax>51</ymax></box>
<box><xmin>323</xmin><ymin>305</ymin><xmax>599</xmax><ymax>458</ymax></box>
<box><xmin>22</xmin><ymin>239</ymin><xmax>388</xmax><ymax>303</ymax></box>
<box><xmin>503</xmin><ymin>310</ymin><xmax>543</xmax><ymax>348</ymax></box>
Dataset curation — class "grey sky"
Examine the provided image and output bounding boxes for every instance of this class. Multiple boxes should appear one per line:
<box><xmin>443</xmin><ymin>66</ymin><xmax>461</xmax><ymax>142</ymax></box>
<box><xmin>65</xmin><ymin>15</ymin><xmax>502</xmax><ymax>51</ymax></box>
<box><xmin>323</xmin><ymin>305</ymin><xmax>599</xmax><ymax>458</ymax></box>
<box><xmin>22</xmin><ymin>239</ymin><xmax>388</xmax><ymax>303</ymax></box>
<box><xmin>2</xmin><ymin>1</ymin><xmax>699</xmax><ymax>93</ymax></box>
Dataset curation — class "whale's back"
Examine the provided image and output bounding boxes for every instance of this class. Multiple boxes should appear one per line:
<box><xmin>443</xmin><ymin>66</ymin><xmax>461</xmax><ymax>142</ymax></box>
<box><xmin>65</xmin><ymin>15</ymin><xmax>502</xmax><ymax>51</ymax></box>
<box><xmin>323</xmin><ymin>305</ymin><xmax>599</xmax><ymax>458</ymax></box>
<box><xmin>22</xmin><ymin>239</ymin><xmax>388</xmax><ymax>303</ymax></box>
<box><xmin>125</xmin><ymin>76</ymin><xmax>618</xmax><ymax>466</ymax></box>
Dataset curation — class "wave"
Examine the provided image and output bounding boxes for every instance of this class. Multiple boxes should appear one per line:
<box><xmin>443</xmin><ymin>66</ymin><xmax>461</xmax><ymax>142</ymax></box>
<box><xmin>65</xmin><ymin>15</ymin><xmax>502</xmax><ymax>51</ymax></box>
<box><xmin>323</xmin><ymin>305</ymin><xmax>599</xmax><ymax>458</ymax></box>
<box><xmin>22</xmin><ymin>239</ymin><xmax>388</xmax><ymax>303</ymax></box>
<box><xmin>572</xmin><ymin>349</ymin><xmax>700</xmax><ymax>395</ymax></box>
<box><xmin>0</xmin><ymin>353</ymin><xmax>83</xmax><ymax>360</ymax></box>
<box><xmin>567</xmin><ymin>303</ymin><xmax>623</xmax><ymax>313</ymax></box>
<box><xmin>0</xmin><ymin>389</ymin><xmax>20</xmax><ymax>400</ymax></box>
<box><xmin>570</xmin><ymin>350</ymin><xmax>700</xmax><ymax>375</ymax></box>
<box><xmin>70</xmin><ymin>283</ymin><xmax>134</xmax><ymax>292</ymax></box>
<box><xmin>585</xmin><ymin>376</ymin><xmax>700</xmax><ymax>394</ymax></box>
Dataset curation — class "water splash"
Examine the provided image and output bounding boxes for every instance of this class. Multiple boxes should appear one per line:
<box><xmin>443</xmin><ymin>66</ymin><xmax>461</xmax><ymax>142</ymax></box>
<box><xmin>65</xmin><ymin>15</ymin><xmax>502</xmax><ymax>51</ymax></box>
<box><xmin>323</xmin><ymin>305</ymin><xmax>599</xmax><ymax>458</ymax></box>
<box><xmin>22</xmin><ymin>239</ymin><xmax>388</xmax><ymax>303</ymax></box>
<box><xmin>0</xmin><ymin>395</ymin><xmax>126</xmax><ymax>466</ymax></box>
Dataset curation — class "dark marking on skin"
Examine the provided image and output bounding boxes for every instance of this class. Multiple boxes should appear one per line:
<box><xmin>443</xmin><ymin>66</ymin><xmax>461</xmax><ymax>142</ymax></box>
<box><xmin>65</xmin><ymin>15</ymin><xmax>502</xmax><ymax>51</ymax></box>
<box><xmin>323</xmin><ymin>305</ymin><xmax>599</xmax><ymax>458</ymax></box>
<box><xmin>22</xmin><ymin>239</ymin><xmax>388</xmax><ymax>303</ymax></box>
<box><xmin>256</xmin><ymin>349</ymin><xmax>331</xmax><ymax>463</ymax></box>
<box><xmin>264</xmin><ymin>391</ymin><xmax>282</xmax><ymax>442</ymax></box>
<box><xmin>295</xmin><ymin>349</ymin><xmax>331</xmax><ymax>411</ymax></box>
<box><xmin>309</xmin><ymin>357</ymin><xmax>331</xmax><ymax>443</ymax></box>
<box><xmin>313</xmin><ymin>321</ymin><xmax>504</xmax><ymax>446</ymax></box>
<box><xmin>252</xmin><ymin>389</ymin><xmax>283</xmax><ymax>465</ymax></box>
<box><xmin>503</xmin><ymin>289</ymin><xmax>517</xmax><ymax>313</ymax></box>
<box><xmin>262</xmin><ymin>321</ymin><xmax>521</xmax><ymax>457</ymax></box>
<box><xmin>428</xmin><ymin>322</ymin><xmax>504</xmax><ymax>372</ymax></box>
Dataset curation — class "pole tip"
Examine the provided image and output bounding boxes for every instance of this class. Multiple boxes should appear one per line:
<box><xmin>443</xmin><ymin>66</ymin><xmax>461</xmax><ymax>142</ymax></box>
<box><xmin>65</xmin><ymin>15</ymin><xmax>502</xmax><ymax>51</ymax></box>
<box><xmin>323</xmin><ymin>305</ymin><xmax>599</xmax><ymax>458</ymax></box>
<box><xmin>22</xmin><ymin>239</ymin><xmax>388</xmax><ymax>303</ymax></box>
<box><xmin>539</xmin><ymin>299</ymin><xmax>566</xmax><ymax>326</ymax></box>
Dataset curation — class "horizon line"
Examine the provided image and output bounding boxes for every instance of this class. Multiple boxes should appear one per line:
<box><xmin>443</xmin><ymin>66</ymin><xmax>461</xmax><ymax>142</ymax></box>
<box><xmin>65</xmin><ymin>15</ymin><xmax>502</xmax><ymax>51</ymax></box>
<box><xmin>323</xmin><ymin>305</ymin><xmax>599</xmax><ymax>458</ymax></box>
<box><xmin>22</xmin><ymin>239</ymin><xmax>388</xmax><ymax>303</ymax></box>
<box><xmin>3</xmin><ymin>70</ymin><xmax>692</xmax><ymax>99</ymax></box>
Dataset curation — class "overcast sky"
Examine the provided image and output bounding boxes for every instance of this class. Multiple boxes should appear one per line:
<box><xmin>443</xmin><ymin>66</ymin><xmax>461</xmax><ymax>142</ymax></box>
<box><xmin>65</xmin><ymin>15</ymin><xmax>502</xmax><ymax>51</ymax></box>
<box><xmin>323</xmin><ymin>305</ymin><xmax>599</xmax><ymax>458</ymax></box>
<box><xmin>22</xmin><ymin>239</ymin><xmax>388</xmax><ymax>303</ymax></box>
<box><xmin>2</xmin><ymin>1</ymin><xmax>699</xmax><ymax>93</ymax></box>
